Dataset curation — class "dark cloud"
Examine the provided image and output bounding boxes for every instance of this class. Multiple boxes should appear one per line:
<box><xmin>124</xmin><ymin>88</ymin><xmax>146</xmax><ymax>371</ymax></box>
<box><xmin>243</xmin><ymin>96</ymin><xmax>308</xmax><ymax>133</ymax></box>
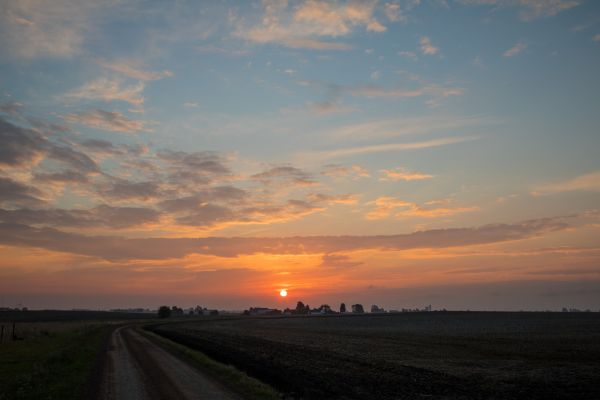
<box><xmin>65</xmin><ymin>109</ymin><xmax>146</xmax><ymax>133</ymax></box>
<box><xmin>0</xmin><ymin>116</ymin><xmax>97</xmax><ymax>172</ymax></box>
<box><xmin>33</xmin><ymin>170</ymin><xmax>89</xmax><ymax>184</ymax></box>
<box><xmin>320</xmin><ymin>253</ymin><xmax>363</xmax><ymax>268</ymax></box>
<box><xmin>251</xmin><ymin>165</ymin><xmax>316</xmax><ymax>186</ymax></box>
<box><xmin>0</xmin><ymin>102</ymin><xmax>24</xmax><ymax>116</ymax></box>
<box><xmin>0</xmin><ymin>176</ymin><xmax>44</xmax><ymax>206</ymax></box>
<box><xmin>0</xmin><ymin>216</ymin><xmax>570</xmax><ymax>261</ymax></box>
<box><xmin>157</xmin><ymin>150</ymin><xmax>230</xmax><ymax>185</ymax></box>
<box><xmin>159</xmin><ymin>186</ymin><xmax>247</xmax><ymax>213</ymax></box>
<box><xmin>158</xmin><ymin>150</ymin><xmax>229</xmax><ymax>174</ymax></box>
<box><xmin>0</xmin><ymin>117</ymin><xmax>47</xmax><ymax>167</ymax></box>
<box><xmin>102</xmin><ymin>180</ymin><xmax>161</xmax><ymax>200</ymax></box>
<box><xmin>0</xmin><ymin>205</ymin><xmax>160</xmax><ymax>229</ymax></box>
<box><xmin>174</xmin><ymin>204</ymin><xmax>236</xmax><ymax>226</ymax></box>
<box><xmin>79</xmin><ymin>138</ymin><xmax>146</xmax><ymax>156</ymax></box>
<box><xmin>47</xmin><ymin>145</ymin><xmax>98</xmax><ymax>173</ymax></box>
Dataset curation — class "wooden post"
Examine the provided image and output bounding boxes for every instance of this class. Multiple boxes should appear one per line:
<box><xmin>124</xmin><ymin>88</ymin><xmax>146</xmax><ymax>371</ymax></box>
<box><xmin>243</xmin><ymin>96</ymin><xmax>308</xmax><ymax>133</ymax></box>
<box><xmin>0</xmin><ymin>325</ymin><xmax>4</xmax><ymax>344</ymax></box>
<box><xmin>12</xmin><ymin>321</ymin><xmax>16</xmax><ymax>341</ymax></box>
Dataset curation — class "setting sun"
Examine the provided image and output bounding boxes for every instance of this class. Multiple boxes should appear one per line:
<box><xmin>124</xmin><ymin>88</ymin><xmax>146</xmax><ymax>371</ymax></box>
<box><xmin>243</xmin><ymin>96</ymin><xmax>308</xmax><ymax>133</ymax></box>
<box><xmin>280</xmin><ymin>289</ymin><xmax>288</xmax><ymax>297</ymax></box>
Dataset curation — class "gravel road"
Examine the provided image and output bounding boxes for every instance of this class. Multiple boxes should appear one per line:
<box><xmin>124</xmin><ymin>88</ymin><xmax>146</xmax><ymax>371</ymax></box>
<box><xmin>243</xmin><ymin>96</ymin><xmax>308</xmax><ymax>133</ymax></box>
<box><xmin>98</xmin><ymin>326</ymin><xmax>240</xmax><ymax>400</ymax></box>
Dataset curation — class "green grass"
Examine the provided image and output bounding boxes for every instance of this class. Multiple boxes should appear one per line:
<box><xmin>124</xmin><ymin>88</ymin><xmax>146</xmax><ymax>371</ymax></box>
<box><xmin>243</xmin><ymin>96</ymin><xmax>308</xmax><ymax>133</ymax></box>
<box><xmin>0</xmin><ymin>324</ymin><xmax>109</xmax><ymax>400</ymax></box>
<box><xmin>141</xmin><ymin>326</ymin><xmax>281</xmax><ymax>400</ymax></box>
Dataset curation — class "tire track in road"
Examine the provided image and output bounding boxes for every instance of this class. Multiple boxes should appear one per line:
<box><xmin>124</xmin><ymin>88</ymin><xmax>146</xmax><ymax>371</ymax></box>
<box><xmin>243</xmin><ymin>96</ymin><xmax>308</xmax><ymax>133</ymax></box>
<box><xmin>100</xmin><ymin>326</ymin><xmax>240</xmax><ymax>400</ymax></box>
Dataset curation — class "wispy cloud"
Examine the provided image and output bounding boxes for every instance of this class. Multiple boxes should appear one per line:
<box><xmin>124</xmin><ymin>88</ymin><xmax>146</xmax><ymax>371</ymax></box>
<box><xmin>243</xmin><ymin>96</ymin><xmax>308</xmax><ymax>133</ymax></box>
<box><xmin>0</xmin><ymin>0</ymin><xmax>95</xmax><ymax>59</ymax></box>
<box><xmin>65</xmin><ymin>109</ymin><xmax>147</xmax><ymax>133</ymax></box>
<box><xmin>419</xmin><ymin>36</ymin><xmax>439</xmax><ymax>55</ymax></box>
<box><xmin>398</xmin><ymin>50</ymin><xmax>418</xmax><ymax>60</ymax></box>
<box><xmin>379</xmin><ymin>167</ymin><xmax>434</xmax><ymax>181</ymax></box>
<box><xmin>458</xmin><ymin>0</ymin><xmax>580</xmax><ymax>21</ymax></box>
<box><xmin>306</xmin><ymin>136</ymin><xmax>478</xmax><ymax>160</ymax></box>
<box><xmin>0</xmin><ymin>216</ymin><xmax>571</xmax><ymax>260</ymax></box>
<box><xmin>532</xmin><ymin>171</ymin><xmax>600</xmax><ymax>195</ymax></box>
<box><xmin>96</xmin><ymin>59</ymin><xmax>173</xmax><ymax>81</ymax></box>
<box><xmin>321</xmin><ymin>164</ymin><xmax>370</xmax><ymax>179</ymax></box>
<box><xmin>503</xmin><ymin>41</ymin><xmax>527</xmax><ymax>57</ymax></box>
<box><xmin>234</xmin><ymin>0</ymin><xmax>385</xmax><ymax>50</ymax></box>
<box><xmin>366</xmin><ymin>196</ymin><xmax>477</xmax><ymax>220</ymax></box>
<box><xmin>65</xmin><ymin>78</ymin><xmax>145</xmax><ymax>107</ymax></box>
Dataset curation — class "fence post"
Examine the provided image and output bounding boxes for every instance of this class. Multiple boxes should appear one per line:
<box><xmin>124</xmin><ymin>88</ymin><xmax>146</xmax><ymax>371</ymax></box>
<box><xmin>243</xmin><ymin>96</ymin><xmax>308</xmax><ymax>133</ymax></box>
<box><xmin>12</xmin><ymin>321</ymin><xmax>16</xmax><ymax>341</ymax></box>
<box><xmin>0</xmin><ymin>325</ymin><xmax>4</xmax><ymax>344</ymax></box>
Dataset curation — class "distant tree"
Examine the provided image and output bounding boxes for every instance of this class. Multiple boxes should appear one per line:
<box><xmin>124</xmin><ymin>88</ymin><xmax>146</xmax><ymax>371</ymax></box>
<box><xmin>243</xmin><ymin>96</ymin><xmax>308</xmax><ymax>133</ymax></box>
<box><xmin>371</xmin><ymin>304</ymin><xmax>384</xmax><ymax>313</ymax></box>
<box><xmin>318</xmin><ymin>304</ymin><xmax>332</xmax><ymax>314</ymax></box>
<box><xmin>340</xmin><ymin>303</ymin><xmax>346</xmax><ymax>313</ymax></box>
<box><xmin>351</xmin><ymin>304</ymin><xmax>364</xmax><ymax>314</ymax></box>
<box><xmin>296</xmin><ymin>301</ymin><xmax>308</xmax><ymax>314</ymax></box>
<box><xmin>158</xmin><ymin>305</ymin><xmax>171</xmax><ymax>318</ymax></box>
<box><xmin>170</xmin><ymin>306</ymin><xmax>184</xmax><ymax>316</ymax></box>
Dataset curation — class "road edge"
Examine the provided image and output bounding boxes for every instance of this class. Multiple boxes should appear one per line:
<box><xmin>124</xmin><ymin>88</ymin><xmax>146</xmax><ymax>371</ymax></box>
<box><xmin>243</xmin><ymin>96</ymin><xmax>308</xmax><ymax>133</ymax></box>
<box><xmin>139</xmin><ymin>326</ymin><xmax>282</xmax><ymax>400</ymax></box>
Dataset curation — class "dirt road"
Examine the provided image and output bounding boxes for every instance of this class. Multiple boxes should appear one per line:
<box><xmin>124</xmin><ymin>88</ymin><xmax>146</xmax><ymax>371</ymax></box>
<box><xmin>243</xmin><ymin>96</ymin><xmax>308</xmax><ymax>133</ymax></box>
<box><xmin>98</xmin><ymin>326</ymin><xmax>240</xmax><ymax>400</ymax></box>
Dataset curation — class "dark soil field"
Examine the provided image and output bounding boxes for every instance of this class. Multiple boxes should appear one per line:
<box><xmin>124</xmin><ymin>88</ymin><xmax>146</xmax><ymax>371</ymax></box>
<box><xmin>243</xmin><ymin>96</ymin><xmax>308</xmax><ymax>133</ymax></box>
<box><xmin>149</xmin><ymin>312</ymin><xmax>600</xmax><ymax>400</ymax></box>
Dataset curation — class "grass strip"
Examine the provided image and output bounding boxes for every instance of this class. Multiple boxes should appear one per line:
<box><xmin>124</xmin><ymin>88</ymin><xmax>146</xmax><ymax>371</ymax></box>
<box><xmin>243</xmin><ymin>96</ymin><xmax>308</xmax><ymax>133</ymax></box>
<box><xmin>140</xmin><ymin>327</ymin><xmax>281</xmax><ymax>400</ymax></box>
<box><xmin>0</xmin><ymin>324</ymin><xmax>110</xmax><ymax>400</ymax></box>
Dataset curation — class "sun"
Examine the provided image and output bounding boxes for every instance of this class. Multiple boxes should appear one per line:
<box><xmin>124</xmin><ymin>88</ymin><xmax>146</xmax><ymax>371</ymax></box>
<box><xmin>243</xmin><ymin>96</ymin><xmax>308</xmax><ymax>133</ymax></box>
<box><xmin>279</xmin><ymin>289</ymin><xmax>288</xmax><ymax>297</ymax></box>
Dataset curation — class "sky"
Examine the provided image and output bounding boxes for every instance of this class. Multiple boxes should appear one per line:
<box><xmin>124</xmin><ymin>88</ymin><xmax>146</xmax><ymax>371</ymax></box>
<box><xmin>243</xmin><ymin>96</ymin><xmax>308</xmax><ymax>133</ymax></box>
<box><xmin>1</xmin><ymin>0</ymin><xmax>599</xmax><ymax>311</ymax></box>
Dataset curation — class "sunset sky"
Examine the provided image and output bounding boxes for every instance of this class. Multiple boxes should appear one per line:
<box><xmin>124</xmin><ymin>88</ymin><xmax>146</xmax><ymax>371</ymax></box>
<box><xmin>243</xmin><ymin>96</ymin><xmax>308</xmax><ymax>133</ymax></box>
<box><xmin>1</xmin><ymin>0</ymin><xmax>599</xmax><ymax>311</ymax></box>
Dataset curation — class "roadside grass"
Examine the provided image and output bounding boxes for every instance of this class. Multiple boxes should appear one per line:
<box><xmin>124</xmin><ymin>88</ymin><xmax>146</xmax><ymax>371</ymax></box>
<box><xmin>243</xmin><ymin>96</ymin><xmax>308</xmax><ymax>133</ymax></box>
<box><xmin>141</xmin><ymin>326</ymin><xmax>282</xmax><ymax>400</ymax></box>
<box><xmin>0</xmin><ymin>323</ymin><xmax>110</xmax><ymax>400</ymax></box>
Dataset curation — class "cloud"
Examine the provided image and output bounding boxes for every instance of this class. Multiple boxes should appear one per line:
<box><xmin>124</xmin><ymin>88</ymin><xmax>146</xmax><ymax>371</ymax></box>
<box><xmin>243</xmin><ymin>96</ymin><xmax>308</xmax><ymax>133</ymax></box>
<box><xmin>78</xmin><ymin>138</ymin><xmax>144</xmax><ymax>157</ymax></box>
<box><xmin>379</xmin><ymin>167</ymin><xmax>434</xmax><ymax>181</ymax></box>
<box><xmin>457</xmin><ymin>0</ymin><xmax>580</xmax><ymax>21</ymax></box>
<box><xmin>307</xmin><ymin>135</ymin><xmax>478</xmax><ymax>160</ymax></box>
<box><xmin>532</xmin><ymin>171</ymin><xmax>600</xmax><ymax>195</ymax></box>
<box><xmin>307</xmin><ymin>193</ymin><xmax>359</xmax><ymax>205</ymax></box>
<box><xmin>157</xmin><ymin>150</ymin><xmax>231</xmax><ymax>185</ymax></box>
<box><xmin>0</xmin><ymin>205</ymin><xmax>160</xmax><ymax>229</ymax></box>
<box><xmin>184</xmin><ymin>101</ymin><xmax>200</xmax><ymax>108</ymax></box>
<box><xmin>101</xmin><ymin>180</ymin><xmax>161</xmax><ymax>201</ymax></box>
<box><xmin>173</xmin><ymin>199</ymin><xmax>324</xmax><ymax>229</ymax></box>
<box><xmin>251</xmin><ymin>166</ymin><xmax>316</xmax><ymax>187</ymax></box>
<box><xmin>235</xmin><ymin>0</ymin><xmax>385</xmax><ymax>50</ymax></box>
<box><xmin>0</xmin><ymin>102</ymin><xmax>24</xmax><ymax>116</ymax></box>
<box><xmin>158</xmin><ymin>186</ymin><xmax>248</xmax><ymax>213</ymax></box>
<box><xmin>33</xmin><ymin>170</ymin><xmax>89</xmax><ymax>184</ymax></box>
<box><xmin>0</xmin><ymin>116</ymin><xmax>98</xmax><ymax>173</ymax></box>
<box><xmin>419</xmin><ymin>36</ymin><xmax>439</xmax><ymax>55</ymax></box>
<box><xmin>65</xmin><ymin>109</ymin><xmax>147</xmax><ymax>133</ymax></box>
<box><xmin>398</xmin><ymin>50</ymin><xmax>418</xmax><ymax>60</ymax></box>
<box><xmin>0</xmin><ymin>117</ymin><xmax>47</xmax><ymax>167</ymax></box>
<box><xmin>594</xmin><ymin>34</ymin><xmax>600</xmax><ymax>42</ymax></box>
<box><xmin>0</xmin><ymin>216</ymin><xmax>572</xmax><ymax>260</ymax></box>
<box><xmin>0</xmin><ymin>176</ymin><xmax>44</xmax><ymax>206</ymax></box>
<box><xmin>307</xmin><ymin>100</ymin><xmax>356</xmax><ymax>115</ymax></box>
<box><xmin>0</xmin><ymin>0</ymin><xmax>96</xmax><ymax>59</ymax></box>
<box><xmin>298</xmin><ymin>80</ymin><xmax>463</xmax><ymax>109</ymax></box>
<box><xmin>47</xmin><ymin>145</ymin><xmax>98</xmax><ymax>173</ymax></box>
<box><xmin>349</xmin><ymin>83</ymin><xmax>463</xmax><ymax>102</ymax></box>
<box><xmin>65</xmin><ymin>78</ymin><xmax>145</xmax><ymax>107</ymax></box>
<box><xmin>319</xmin><ymin>253</ymin><xmax>363</xmax><ymax>268</ymax></box>
<box><xmin>96</xmin><ymin>59</ymin><xmax>173</xmax><ymax>81</ymax></box>
<box><xmin>321</xmin><ymin>164</ymin><xmax>371</xmax><ymax>179</ymax></box>
<box><xmin>325</xmin><ymin>115</ymin><xmax>487</xmax><ymax>143</ymax></box>
<box><xmin>366</xmin><ymin>196</ymin><xmax>477</xmax><ymax>219</ymax></box>
<box><xmin>503</xmin><ymin>42</ymin><xmax>527</xmax><ymax>57</ymax></box>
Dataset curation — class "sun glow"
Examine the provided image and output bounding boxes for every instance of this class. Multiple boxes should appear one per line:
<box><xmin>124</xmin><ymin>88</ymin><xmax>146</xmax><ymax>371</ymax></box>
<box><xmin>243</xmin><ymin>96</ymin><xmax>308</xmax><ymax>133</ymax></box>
<box><xmin>279</xmin><ymin>289</ymin><xmax>288</xmax><ymax>297</ymax></box>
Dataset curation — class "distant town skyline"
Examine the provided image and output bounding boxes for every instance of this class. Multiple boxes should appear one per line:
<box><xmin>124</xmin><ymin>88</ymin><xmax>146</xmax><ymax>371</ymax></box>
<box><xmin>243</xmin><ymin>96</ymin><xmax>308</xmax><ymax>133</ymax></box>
<box><xmin>1</xmin><ymin>0</ymin><xmax>599</xmax><ymax>310</ymax></box>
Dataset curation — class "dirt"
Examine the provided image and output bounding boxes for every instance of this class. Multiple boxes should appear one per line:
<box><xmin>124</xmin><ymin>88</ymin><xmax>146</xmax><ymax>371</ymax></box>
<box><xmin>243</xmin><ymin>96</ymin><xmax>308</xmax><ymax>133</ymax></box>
<box><xmin>151</xmin><ymin>313</ymin><xmax>600</xmax><ymax>400</ymax></box>
<box><xmin>97</xmin><ymin>326</ymin><xmax>239</xmax><ymax>400</ymax></box>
